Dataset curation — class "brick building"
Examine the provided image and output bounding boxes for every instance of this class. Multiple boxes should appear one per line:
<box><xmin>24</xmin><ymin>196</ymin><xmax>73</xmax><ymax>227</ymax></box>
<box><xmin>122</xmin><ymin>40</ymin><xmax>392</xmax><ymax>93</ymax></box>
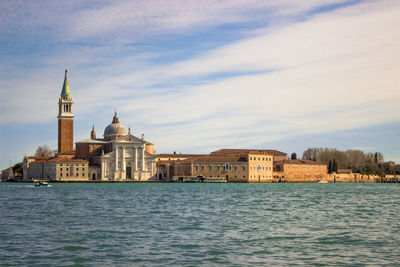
<box><xmin>273</xmin><ymin>159</ymin><xmax>327</xmax><ymax>182</ymax></box>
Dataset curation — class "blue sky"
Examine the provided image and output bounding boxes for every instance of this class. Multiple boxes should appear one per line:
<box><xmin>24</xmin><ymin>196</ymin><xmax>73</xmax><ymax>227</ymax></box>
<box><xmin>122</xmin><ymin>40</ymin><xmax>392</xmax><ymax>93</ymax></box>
<box><xmin>1</xmin><ymin>0</ymin><xmax>399</xmax><ymax>169</ymax></box>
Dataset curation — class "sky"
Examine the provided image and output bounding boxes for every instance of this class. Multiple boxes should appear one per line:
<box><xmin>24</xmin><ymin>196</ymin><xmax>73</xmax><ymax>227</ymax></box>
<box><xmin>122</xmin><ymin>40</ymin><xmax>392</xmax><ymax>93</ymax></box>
<box><xmin>0</xmin><ymin>0</ymin><xmax>399</xmax><ymax>169</ymax></box>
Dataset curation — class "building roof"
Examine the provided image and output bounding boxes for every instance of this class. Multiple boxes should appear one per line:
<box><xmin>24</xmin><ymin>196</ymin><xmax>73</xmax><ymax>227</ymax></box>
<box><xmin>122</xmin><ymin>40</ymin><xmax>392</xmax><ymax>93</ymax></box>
<box><xmin>275</xmin><ymin>159</ymin><xmax>325</xmax><ymax>166</ymax></box>
<box><xmin>211</xmin><ymin>148</ymin><xmax>287</xmax><ymax>156</ymax></box>
<box><xmin>156</xmin><ymin>153</ymin><xmax>206</xmax><ymax>158</ymax></box>
<box><xmin>26</xmin><ymin>156</ymin><xmax>53</xmax><ymax>160</ymax></box>
<box><xmin>61</xmin><ymin>70</ymin><xmax>70</xmax><ymax>96</ymax></box>
<box><xmin>182</xmin><ymin>155</ymin><xmax>247</xmax><ymax>163</ymax></box>
<box><xmin>76</xmin><ymin>138</ymin><xmax>107</xmax><ymax>144</ymax></box>
<box><xmin>32</xmin><ymin>157</ymin><xmax>88</xmax><ymax>164</ymax></box>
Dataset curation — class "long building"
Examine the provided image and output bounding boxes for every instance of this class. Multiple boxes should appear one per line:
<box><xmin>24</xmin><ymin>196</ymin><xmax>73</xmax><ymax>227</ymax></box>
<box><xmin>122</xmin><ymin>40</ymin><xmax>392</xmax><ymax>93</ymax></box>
<box><xmin>160</xmin><ymin>149</ymin><xmax>286</xmax><ymax>182</ymax></box>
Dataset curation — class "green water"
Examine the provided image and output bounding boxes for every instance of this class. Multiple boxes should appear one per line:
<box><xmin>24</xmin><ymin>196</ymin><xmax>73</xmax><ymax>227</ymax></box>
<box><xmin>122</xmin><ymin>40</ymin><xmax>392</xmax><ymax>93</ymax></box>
<box><xmin>0</xmin><ymin>183</ymin><xmax>399</xmax><ymax>266</ymax></box>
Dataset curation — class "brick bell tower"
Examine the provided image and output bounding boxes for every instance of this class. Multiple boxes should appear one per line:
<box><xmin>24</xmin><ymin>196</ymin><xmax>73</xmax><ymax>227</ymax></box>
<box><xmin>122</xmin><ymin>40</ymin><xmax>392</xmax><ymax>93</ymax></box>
<box><xmin>58</xmin><ymin>69</ymin><xmax>74</xmax><ymax>154</ymax></box>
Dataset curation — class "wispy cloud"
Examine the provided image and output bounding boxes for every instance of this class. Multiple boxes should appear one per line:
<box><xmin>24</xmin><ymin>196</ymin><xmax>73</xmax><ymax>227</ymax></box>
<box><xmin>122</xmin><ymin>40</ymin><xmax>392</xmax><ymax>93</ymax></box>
<box><xmin>0</xmin><ymin>0</ymin><xmax>399</xmax><ymax>167</ymax></box>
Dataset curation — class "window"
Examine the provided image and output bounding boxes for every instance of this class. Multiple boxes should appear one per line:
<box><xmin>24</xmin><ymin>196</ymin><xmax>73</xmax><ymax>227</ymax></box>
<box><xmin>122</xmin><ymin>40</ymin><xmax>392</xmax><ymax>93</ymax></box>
<box><xmin>242</xmin><ymin>166</ymin><xmax>246</xmax><ymax>170</ymax></box>
<box><xmin>60</xmin><ymin>173</ymin><xmax>63</xmax><ymax>177</ymax></box>
<box><xmin>234</xmin><ymin>166</ymin><xmax>237</xmax><ymax>170</ymax></box>
<box><xmin>60</xmin><ymin>168</ymin><xmax>63</xmax><ymax>171</ymax></box>
<box><xmin>250</xmin><ymin>157</ymin><xmax>252</xmax><ymax>160</ymax></box>
<box><xmin>76</xmin><ymin>168</ymin><xmax>79</xmax><ymax>171</ymax></box>
<box><xmin>217</xmin><ymin>166</ymin><xmax>220</xmax><ymax>170</ymax></box>
<box><xmin>201</xmin><ymin>165</ymin><xmax>204</xmax><ymax>170</ymax></box>
<box><xmin>195</xmin><ymin>165</ymin><xmax>199</xmax><ymax>171</ymax></box>
<box><xmin>258</xmin><ymin>157</ymin><xmax>260</xmax><ymax>160</ymax></box>
<box><xmin>209</xmin><ymin>166</ymin><xmax>212</xmax><ymax>170</ymax></box>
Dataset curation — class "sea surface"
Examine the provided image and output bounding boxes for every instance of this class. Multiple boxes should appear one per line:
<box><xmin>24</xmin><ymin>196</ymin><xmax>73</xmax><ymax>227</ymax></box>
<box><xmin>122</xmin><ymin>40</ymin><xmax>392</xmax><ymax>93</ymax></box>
<box><xmin>0</xmin><ymin>183</ymin><xmax>399</xmax><ymax>266</ymax></box>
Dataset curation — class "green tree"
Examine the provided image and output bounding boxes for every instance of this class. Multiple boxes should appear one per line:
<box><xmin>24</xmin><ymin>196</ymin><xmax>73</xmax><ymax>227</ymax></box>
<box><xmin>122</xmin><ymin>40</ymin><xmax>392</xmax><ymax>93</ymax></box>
<box><xmin>328</xmin><ymin>160</ymin><xmax>332</xmax><ymax>174</ymax></box>
<box><xmin>291</xmin><ymin>153</ymin><xmax>297</xmax><ymax>160</ymax></box>
<box><xmin>12</xmin><ymin>162</ymin><xmax>23</xmax><ymax>177</ymax></box>
<box><xmin>333</xmin><ymin>158</ymin><xmax>338</xmax><ymax>173</ymax></box>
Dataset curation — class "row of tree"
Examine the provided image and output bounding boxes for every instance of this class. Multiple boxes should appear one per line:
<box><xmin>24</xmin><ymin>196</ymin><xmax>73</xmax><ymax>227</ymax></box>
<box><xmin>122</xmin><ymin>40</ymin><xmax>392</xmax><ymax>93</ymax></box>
<box><xmin>302</xmin><ymin>148</ymin><xmax>400</xmax><ymax>176</ymax></box>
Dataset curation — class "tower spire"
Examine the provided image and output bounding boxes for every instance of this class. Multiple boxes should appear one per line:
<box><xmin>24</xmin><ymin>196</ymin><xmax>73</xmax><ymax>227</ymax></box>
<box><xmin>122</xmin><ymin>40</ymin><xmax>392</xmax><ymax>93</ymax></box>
<box><xmin>61</xmin><ymin>69</ymin><xmax>70</xmax><ymax>96</ymax></box>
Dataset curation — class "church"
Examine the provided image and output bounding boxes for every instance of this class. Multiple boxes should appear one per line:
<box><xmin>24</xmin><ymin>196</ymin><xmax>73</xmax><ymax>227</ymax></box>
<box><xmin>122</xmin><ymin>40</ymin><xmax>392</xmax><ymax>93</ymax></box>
<box><xmin>23</xmin><ymin>70</ymin><xmax>157</xmax><ymax>181</ymax></box>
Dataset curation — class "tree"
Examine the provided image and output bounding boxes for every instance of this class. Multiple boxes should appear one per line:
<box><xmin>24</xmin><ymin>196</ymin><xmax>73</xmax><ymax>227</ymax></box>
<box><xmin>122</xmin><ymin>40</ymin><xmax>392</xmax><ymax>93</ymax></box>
<box><xmin>333</xmin><ymin>158</ymin><xmax>338</xmax><ymax>173</ymax></box>
<box><xmin>291</xmin><ymin>153</ymin><xmax>297</xmax><ymax>160</ymax></box>
<box><xmin>328</xmin><ymin>160</ymin><xmax>332</xmax><ymax>174</ymax></box>
<box><xmin>34</xmin><ymin>145</ymin><xmax>55</xmax><ymax>157</ymax></box>
<box><xmin>12</xmin><ymin>162</ymin><xmax>23</xmax><ymax>177</ymax></box>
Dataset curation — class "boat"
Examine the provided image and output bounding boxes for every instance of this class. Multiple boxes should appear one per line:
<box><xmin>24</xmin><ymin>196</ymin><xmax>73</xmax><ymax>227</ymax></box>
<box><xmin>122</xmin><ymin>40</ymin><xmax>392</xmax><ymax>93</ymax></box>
<box><xmin>34</xmin><ymin>180</ymin><xmax>51</xmax><ymax>187</ymax></box>
<box><xmin>318</xmin><ymin>179</ymin><xmax>328</xmax><ymax>183</ymax></box>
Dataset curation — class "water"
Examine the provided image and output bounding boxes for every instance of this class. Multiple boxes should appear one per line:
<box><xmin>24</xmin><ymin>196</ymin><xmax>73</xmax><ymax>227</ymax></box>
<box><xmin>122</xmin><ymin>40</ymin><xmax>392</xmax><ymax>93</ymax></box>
<box><xmin>0</xmin><ymin>183</ymin><xmax>399</xmax><ymax>266</ymax></box>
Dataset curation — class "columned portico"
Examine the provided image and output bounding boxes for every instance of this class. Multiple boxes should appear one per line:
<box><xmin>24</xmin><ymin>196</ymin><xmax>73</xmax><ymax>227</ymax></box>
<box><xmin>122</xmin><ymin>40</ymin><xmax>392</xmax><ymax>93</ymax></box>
<box><xmin>142</xmin><ymin>148</ymin><xmax>145</xmax><ymax>171</ymax></box>
<box><xmin>135</xmin><ymin>147</ymin><xmax>138</xmax><ymax>171</ymax></box>
<box><xmin>122</xmin><ymin>146</ymin><xmax>126</xmax><ymax>178</ymax></box>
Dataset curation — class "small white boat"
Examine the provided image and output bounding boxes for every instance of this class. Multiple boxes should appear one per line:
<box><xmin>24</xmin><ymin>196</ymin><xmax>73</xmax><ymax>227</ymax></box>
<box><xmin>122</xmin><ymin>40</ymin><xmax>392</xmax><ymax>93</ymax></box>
<box><xmin>34</xmin><ymin>180</ymin><xmax>51</xmax><ymax>187</ymax></box>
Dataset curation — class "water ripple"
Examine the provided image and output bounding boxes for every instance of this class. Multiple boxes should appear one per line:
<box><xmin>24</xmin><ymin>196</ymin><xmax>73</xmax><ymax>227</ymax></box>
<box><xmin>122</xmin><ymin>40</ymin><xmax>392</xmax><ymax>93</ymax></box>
<box><xmin>0</xmin><ymin>183</ymin><xmax>399</xmax><ymax>266</ymax></box>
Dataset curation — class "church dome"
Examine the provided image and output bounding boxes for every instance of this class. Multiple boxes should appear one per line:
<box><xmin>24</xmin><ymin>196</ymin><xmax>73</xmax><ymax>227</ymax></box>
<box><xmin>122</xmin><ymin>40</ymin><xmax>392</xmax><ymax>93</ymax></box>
<box><xmin>104</xmin><ymin>112</ymin><xmax>127</xmax><ymax>140</ymax></box>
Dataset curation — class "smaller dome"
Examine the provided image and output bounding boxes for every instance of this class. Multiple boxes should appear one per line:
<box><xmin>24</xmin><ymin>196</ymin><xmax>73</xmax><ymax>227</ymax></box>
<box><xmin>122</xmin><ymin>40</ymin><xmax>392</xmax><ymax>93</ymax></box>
<box><xmin>104</xmin><ymin>112</ymin><xmax>127</xmax><ymax>140</ymax></box>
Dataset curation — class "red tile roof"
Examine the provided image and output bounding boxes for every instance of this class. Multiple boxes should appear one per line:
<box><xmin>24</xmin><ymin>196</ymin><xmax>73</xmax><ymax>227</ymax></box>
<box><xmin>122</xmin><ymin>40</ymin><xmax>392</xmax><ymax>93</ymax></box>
<box><xmin>211</xmin><ymin>149</ymin><xmax>287</xmax><ymax>156</ymax></box>
<box><xmin>181</xmin><ymin>155</ymin><xmax>247</xmax><ymax>163</ymax></box>
<box><xmin>31</xmin><ymin>157</ymin><xmax>88</xmax><ymax>164</ymax></box>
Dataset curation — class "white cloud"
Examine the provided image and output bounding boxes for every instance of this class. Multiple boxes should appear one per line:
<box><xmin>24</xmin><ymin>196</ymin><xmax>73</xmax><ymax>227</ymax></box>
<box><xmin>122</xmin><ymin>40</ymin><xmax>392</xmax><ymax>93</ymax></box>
<box><xmin>1</xmin><ymin>0</ymin><xmax>400</xmax><ymax>158</ymax></box>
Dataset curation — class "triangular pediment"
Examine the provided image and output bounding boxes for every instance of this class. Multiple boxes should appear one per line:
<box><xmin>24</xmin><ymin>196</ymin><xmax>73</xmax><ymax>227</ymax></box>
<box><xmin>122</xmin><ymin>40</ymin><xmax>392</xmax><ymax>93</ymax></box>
<box><xmin>114</xmin><ymin>134</ymin><xmax>146</xmax><ymax>144</ymax></box>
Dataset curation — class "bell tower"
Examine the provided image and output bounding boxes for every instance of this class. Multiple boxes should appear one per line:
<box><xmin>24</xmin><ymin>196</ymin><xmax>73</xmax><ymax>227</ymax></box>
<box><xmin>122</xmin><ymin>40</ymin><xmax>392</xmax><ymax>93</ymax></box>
<box><xmin>58</xmin><ymin>70</ymin><xmax>74</xmax><ymax>154</ymax></box>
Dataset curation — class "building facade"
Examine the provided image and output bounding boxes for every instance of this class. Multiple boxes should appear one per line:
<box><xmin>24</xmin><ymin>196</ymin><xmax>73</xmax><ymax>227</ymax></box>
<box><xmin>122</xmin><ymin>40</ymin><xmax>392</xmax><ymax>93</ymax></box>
<box><xmin>23</xmin><ymin>70</ymin><xmax>157</xmax><ymax>182</ymax></box>
<box><xmin>273</xmin><ymin>159</ymin><xmax>327</xmax><ymax>182</ymax></box>
<box><xmin>170</xmin><ymin>149</ymin><xmax>285</xmax><ymax>182</ymax></box>
<box><xmin>76</xmin><ymin>113</ymin><xmax>157</xmax><ymax>181</ymax></box>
